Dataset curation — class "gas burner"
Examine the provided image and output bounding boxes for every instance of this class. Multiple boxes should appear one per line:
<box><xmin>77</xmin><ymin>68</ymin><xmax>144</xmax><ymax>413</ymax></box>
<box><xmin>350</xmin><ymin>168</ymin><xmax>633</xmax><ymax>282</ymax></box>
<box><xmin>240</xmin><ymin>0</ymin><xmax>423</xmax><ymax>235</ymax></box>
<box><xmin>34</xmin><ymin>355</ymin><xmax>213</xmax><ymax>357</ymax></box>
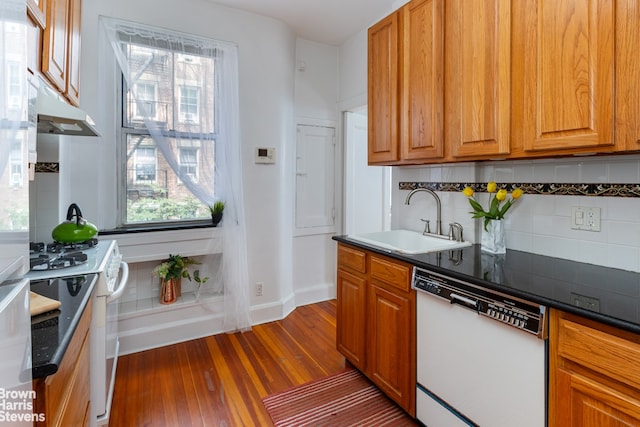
<box><xmin>54</xmin><ymin>238</ymin><xmax>99</xmax><ymax>251</ymax></box>
<box><xmin>30</xmin><ymin>238</ymin><xmax>99</xmax><ymax>255</ymax></box>
<box><xmin>30</xmin><ymin>242</ymin><xmax>45</xmax><ymax>253</ymax></box>
<box><xmin>30</xmin><ymin>251</ymin><xmax>89</xmax><ymax>272</ymax></box>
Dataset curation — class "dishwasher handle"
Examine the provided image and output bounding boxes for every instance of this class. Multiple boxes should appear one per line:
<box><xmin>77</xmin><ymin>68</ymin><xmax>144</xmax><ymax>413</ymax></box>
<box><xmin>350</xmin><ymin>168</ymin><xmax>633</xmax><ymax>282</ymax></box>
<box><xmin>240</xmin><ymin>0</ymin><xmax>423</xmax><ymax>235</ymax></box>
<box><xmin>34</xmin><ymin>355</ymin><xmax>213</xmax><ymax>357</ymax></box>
<box><xmin>450</xmin><ymin>292</ymin><xmax>479</xmax><ymax>312</ymax></box>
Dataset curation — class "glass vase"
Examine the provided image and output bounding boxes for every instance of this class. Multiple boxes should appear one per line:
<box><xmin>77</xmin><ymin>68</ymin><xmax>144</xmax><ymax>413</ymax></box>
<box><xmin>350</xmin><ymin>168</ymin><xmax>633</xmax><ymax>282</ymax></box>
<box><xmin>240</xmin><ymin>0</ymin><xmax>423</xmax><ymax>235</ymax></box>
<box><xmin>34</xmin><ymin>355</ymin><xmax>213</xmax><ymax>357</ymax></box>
<box><xmin>481</xmin><ymin>220</ymin><xmax>506</xmax><ymax>254</ymax></box>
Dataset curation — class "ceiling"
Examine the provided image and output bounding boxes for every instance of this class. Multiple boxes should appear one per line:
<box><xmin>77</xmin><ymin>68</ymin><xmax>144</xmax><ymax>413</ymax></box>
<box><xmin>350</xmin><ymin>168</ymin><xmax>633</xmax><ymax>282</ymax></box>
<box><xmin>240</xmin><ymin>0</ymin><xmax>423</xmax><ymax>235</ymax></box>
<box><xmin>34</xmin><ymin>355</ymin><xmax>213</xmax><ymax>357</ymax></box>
<box><xmin>205</xmin><ymin>0</ymin><xmax>397</xmax><ymax>45</ymax></box>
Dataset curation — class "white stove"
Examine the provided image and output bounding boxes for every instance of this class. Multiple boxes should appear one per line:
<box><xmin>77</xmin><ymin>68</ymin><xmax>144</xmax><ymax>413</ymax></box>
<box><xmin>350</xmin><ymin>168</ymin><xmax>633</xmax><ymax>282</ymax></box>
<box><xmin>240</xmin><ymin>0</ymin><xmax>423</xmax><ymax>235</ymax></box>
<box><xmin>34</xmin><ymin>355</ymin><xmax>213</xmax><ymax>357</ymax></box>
<box><xmin>27</xmin><ymin>239</ymin><xmax>116</xmax><ymax>284</ymax></box>
<box><xmin>27</xmin><ymin>239</ymin><xmax>128</xmax><ymax>426</ymax></box>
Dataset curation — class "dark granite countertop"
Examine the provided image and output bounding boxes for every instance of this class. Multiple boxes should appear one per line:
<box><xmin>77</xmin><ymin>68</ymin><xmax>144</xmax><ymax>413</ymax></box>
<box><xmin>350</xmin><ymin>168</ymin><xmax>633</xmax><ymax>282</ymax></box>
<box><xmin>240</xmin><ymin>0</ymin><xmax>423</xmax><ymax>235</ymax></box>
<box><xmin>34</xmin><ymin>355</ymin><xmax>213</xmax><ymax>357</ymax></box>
<box><xmin>333</xmin><ymin>236</ymin><xmax>640</xmax><ymax>335</ymax></box>
<box><xmin>30</xmin><ymin>273</ymin><xmax>97</xmax><ymax>379</ymax></box>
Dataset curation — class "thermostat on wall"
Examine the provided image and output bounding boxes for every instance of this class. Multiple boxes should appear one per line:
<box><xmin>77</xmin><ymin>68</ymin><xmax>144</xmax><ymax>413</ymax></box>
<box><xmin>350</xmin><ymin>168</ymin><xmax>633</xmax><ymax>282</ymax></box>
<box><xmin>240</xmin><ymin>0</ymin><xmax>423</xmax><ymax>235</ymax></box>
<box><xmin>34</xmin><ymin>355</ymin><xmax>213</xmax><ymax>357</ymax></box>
<box><xmin>255</xmin><ymin>147</ymin><xmax>275</xmax><ymax>164</ymax></box>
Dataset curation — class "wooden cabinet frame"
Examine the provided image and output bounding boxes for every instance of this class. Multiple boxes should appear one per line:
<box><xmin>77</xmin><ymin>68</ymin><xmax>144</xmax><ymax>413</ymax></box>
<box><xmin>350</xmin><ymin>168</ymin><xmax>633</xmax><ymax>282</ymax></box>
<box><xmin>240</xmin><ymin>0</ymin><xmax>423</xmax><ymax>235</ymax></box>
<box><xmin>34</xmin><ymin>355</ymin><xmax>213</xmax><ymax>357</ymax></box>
<box><xmin>27</xmin><ymin>0</ymin><xmax>47</xmax><ymax>29</ymax></box>
<box><xmin>336</xmin><ymin>243</ymin><xmax>416</xmax><ymax>416</ymax></box>
<box><xmin>549</xmin><ymin>309</ymin><xmax>640</xmax><ymax>426</ymax></box>
<box><xmin>368</xmin><ymin>0</ymin><xmax>640</xmax><ymax>164</ymax></box>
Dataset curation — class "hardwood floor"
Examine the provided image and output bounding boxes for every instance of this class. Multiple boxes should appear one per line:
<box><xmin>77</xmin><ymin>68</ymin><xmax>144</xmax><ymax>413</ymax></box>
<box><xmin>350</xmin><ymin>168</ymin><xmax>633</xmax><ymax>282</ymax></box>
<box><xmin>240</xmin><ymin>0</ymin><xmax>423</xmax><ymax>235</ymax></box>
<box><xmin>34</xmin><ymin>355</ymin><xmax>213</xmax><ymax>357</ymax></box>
<box><xmin>110</xmin><ymin>300</ymin><xmax>347</xmax><ymax>426</ymax></box>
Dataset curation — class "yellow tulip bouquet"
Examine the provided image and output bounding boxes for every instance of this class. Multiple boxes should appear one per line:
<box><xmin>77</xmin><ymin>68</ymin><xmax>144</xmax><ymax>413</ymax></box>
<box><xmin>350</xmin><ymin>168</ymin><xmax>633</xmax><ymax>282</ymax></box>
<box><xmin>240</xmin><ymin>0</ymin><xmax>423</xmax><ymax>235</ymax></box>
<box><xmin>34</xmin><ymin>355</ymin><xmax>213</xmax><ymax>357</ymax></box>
<box><xmin>462</xmin><ymin>182</ymin><xmax>523</xmax><ymax>231</ymax></box>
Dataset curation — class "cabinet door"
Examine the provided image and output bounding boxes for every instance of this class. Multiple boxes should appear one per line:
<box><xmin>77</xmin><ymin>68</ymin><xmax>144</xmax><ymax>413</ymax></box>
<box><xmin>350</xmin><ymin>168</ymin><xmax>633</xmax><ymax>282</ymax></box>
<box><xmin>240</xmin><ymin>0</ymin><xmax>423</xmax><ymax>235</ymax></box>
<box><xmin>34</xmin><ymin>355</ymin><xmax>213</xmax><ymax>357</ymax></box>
<box><xmin>367</xmin><ymin>283</ymin><xmax>414</xmax><ymax>414</ymax></box>
<box><xmin>336</xmin><ymin>269</ymin><xmax>366</xmax><ymax>370</ymax></box>
<box><xmin>552</xmin><ymin>369</ymin><xmax>640</xmax><ymax>427</ymax></box>
<box><xmin>445</xmin><ymin>0</ymin><xmax>511</xmax><ymax>158</ymax></box>
<box><xmin>42</xmin><ymin>0</ymin><xmax>70</xmax><ymax>94</ymax></box>
<box><xmin>400</xmin><ymin>0</ymin><xmax>444</xmax><ymax>161</ymax></box>
<box><xmin>616</xmin><ymin>0</ymin><xmax>640</xmax><ymax>150</ymax></box>
<box><xmin>65</xmin><ymin>0</ymin><xmax>81</xmax><ymax>106</ymax></box>
<box><xmin>522</xmin><ymin>0</ymin><xmax>615</xmax><ymax>152</ymax></box>
<box><xmin>368</xmin><ymin>12</ymin><xmax>400</xmax><ymax>164</ymax></box>
<box><xmin>27</xmin><ymin>0</ymin><xmax>46</xmax><ymax>29</ymax></box>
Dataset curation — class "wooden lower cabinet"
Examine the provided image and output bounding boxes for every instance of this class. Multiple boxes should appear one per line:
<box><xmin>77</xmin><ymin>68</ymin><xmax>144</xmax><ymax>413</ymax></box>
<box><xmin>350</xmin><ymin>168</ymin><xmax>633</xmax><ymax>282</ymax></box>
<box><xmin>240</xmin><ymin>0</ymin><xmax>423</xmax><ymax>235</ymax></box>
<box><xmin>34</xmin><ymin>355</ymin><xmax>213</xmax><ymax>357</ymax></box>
<box><xmin>336</xmin><ymin>269</ymin><xmax>367</xmax><ymax>370</ymax></box>
<box><xmin>549</xmin><ymin>309</ymin><xmax>640</xmax><ymax>426</ymax></box>
<box><xmin>336</xmin><ymin>243</ymin><xmax>416</xmax><ymax>416</ymax></box>
<box><xmin>367</xmin><ymin>283</ymin><xmax>414</xmax><ymax>412</ymax></box>
<box><xmin>33</xmin><ymin>298</ymin><xmax>92</xmax><ymax>427</ymax></box>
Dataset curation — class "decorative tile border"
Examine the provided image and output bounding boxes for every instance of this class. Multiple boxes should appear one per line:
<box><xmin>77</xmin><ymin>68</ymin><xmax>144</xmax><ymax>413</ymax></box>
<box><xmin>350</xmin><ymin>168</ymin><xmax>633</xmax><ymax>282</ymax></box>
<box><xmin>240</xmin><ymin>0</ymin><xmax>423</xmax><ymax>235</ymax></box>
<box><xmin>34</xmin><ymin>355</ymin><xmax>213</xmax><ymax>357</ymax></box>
<box><xmin>399</xmin><ymin>182</ymin><xmax>640</xmax><ymax>197</ymax></box>
<box><xmin>34</xmin><ymin>162</ymin><xmax>59</xmax><ymax>173</ymax></box>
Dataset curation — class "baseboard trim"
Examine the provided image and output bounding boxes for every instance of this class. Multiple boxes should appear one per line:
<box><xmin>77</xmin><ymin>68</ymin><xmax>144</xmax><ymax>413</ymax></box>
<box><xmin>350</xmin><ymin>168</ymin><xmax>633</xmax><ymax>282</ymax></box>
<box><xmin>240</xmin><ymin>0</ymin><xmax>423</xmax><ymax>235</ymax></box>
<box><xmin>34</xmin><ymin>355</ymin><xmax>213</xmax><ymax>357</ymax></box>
<box><xmin>117</xmin><ymin>283</ymin><xmax>335</xmax><ymax>355</ymax></box>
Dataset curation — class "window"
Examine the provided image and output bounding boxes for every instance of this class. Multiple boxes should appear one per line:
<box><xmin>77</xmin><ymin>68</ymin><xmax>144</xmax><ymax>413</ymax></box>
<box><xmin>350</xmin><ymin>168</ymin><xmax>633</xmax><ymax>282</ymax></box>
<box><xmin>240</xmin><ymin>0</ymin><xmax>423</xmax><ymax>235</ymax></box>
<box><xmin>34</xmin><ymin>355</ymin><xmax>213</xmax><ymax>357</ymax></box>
<box><xmin>133</xmin><ymin>144</ymin><xmax>156</xmax><ymax>183</ymax></box>
<box><xmin>132</xmin><ymin>82</ymin><xmax>157</xmax><ymax>119</ymax></box>
<box><xmin>102</xmin><ymin>16</ymin><xmax>252</xmax><ymax>330</ymax></box>
<box><xmin>119</xmin><ymin>42</ymin><xmax>216</xmax><ymax>226</ymax></box>
<box><xmin>179</xmin><ymin>85</ymin><xmax>200</xmax><ymax>124</ymax></box>
<box><xmin>7</xmin><ymin>61</ymin><xmax>21</xmax><ymax>111</ymax></box>
<box><xmin>179</xmin><ymin>147</ymin><xmax>199</xmax><ymax>182</ymax></box>
<box><xmin>9</xmin><ymin>139</ymin><xmax>23</xmax><ymax>187</ymax></box>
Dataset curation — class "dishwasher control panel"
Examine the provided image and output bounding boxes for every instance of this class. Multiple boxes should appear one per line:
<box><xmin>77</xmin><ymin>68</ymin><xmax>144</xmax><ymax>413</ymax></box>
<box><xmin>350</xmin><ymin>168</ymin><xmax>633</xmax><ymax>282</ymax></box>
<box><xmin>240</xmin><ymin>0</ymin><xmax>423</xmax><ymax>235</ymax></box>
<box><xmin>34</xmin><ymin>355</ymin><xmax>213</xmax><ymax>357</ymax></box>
<box><xmin>412</xmin><ymin>267</ymin><xmax>546</xmax><ymax>338</ymax></box>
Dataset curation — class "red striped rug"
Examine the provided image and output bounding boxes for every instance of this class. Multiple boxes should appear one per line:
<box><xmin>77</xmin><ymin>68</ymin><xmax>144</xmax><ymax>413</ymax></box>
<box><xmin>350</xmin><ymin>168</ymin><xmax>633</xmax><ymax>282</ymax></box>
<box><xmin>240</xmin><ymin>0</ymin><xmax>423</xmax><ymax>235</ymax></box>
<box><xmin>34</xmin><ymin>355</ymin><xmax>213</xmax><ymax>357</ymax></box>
<box><xmin>262</xmin><ymin>368</ymin><xmax>418</xmax><ymax>426</ymax></box>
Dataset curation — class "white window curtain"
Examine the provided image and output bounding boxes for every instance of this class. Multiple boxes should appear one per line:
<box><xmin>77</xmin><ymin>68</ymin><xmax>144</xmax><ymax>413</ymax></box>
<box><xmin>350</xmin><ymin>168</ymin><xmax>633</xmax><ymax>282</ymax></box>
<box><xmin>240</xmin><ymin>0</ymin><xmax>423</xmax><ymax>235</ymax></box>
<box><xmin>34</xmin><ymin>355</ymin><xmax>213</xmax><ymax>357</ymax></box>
<box><xmin>100</xmin><ymin>16</ymin><xmax>251</xmax><ymax>332</ymax></box>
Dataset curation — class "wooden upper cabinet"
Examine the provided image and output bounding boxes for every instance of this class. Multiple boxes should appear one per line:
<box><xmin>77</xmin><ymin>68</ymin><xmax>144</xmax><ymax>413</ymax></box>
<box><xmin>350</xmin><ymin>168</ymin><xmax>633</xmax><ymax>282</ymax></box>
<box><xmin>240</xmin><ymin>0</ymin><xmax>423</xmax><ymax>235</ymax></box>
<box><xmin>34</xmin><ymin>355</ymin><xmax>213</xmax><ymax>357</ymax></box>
<box><xmin>42</xmin><ymin>0</ymin><xmax>82</xmax><ymax>106</ymax></box>
<box><xmin>368</xmin><ymin>12</ymin><xmax>400</xmax><ymax>164</ymax></box>
<box><xmin>368</xmin><ymin>0</ymin><xmax>444</xmax><ymax>165</ymax></box>
<box><xmin>520</xmin><ymin>0</ymin><xmax>615</xmax><ymax>153</ymax></box>
<box><xmin>42</xmin><ymin>0</ymin><xmax>70</xmax><ymax>94</ymax></box>
<box><xmin>27</xmin><ymin>0</ymin><xmax>47</xmax><ymax>29</ymax></box>
<box><xmin>445</xmin><ymin>0</ymin><xmax>511</xmax><ymax>159</ymax></box>
<box><xmin>616</xmin><ymin>0</ymin><xmax>640</xmax><ymax>150</ymax></box>
<box><xmin>66</xmin><ymin>0</ymin><xmax>81</xmax><ymax>105</ymax></box>
<box><xmin>368</xmin><ymin>0</ymin><xmax>640</xmax><ymax>163</ymax></box>
<box><xmin>400</xmin><ymin>0</ymin><xmax>444</xmax><ymax>161</ymax></box>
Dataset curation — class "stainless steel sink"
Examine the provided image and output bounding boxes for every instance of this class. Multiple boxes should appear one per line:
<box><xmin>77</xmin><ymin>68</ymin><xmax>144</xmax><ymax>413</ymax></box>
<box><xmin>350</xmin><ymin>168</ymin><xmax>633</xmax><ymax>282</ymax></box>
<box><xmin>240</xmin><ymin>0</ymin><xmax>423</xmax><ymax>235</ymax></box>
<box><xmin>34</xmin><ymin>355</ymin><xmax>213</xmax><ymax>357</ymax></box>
<box><xmin>346</xmin><ymin>229</ymin><xmax>471</xmax><ymax>254</ymax></box>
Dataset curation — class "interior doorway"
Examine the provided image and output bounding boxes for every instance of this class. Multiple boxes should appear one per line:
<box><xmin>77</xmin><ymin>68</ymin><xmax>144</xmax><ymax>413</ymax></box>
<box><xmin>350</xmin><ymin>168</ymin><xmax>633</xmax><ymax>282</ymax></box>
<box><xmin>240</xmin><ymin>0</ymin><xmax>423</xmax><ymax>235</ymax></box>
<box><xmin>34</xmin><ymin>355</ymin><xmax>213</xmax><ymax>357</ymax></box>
<box><xmin>343</xmin><ymin>109</ymin><xmax>391</xmax><ymax>235</ymax></box>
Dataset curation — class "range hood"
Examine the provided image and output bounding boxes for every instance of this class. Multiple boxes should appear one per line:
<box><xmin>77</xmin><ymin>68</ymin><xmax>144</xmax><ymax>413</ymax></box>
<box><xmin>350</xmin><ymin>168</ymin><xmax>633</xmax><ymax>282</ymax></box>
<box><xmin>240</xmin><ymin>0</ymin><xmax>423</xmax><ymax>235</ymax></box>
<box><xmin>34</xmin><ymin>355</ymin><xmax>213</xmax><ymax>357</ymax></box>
<box><xmin>36</xmin><ymin>85</ymin><xmax>100</xmax><ymax>137</ymax></box>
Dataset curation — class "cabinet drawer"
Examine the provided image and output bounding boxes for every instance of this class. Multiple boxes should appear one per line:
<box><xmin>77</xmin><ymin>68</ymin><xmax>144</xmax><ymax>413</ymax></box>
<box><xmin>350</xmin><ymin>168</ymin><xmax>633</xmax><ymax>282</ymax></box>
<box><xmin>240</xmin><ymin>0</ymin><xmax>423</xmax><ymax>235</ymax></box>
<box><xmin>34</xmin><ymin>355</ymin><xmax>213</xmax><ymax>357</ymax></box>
<box><xmin>370</xmin><ymin>255</ymin><xmax>411</xmax><ymax>292</ymax></box>
<box><xmin>557</xmin><ymin>316</ymin><xmax>640</xmax><ymax>391</ymax></box>
<box><xmin>338</xmin><ymin>244</ymin><xmax>367</xmax><ymax>273</ymax></box>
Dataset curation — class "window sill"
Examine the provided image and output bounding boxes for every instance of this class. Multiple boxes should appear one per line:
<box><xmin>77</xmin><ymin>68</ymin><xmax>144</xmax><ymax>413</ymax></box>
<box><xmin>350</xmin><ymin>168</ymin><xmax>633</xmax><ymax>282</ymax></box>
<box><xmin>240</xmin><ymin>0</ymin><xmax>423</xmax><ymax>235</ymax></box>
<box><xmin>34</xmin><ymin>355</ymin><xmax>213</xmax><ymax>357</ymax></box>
<box><xmin>101</xmin><ymin>226</ymin><xmax>222</xmax><ymax>263</ymax></box>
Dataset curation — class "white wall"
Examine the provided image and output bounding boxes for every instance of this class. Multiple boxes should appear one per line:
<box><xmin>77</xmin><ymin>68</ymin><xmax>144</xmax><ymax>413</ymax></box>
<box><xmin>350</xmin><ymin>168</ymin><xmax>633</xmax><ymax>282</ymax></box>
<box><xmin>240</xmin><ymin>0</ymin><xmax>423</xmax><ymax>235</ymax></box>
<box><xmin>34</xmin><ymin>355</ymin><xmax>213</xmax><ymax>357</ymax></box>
<box><xmin>393</xmin><ymin>156</ymin><xmax>640</xmax><ymax>273</ymax></box>
<box><xmin>291</xmin><ymin>39</ymin><xmax>340</xmax><ymax>305</ymax></box>
<box><xmin>66</xmin><ymin>0</ymin><xmax>297</xmax><ymax>322</ymax></box>
<box><xmin>338</xmin><ymin>29</ymin><xmax>368</xmax><ymax>111</ymax></box>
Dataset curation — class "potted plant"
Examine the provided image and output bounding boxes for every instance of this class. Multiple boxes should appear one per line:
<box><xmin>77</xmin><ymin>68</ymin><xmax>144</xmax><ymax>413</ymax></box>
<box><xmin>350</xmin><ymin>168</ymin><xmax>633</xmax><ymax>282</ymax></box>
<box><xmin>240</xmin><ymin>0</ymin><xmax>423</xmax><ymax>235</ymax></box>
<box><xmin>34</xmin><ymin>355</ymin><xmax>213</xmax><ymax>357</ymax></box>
<box><xmin>153</xmin><ymin>254</ymin><xmax>208</xmax><ymax>304</ymax></box>
<box><xmin>209</xmin><ymin>200</ymin><xmax>225</xmax><ymax>226</ymax></box>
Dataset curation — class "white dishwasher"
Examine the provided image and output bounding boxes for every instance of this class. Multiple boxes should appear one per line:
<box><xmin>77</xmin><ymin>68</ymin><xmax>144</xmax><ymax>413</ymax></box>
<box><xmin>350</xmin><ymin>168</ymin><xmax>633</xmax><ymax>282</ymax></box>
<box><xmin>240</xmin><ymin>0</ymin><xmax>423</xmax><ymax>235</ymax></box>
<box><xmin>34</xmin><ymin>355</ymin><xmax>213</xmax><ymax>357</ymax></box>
<box><xmin>413</xmin><ymin>267</ymin><xmax>547</xmax><ymax>427</ymax></box>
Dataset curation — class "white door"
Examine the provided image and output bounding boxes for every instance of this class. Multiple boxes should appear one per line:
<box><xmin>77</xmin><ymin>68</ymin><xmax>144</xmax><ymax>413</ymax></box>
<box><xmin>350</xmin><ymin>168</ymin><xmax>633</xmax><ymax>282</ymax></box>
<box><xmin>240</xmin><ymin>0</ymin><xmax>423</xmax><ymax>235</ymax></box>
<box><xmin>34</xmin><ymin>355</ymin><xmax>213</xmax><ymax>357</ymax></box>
<box><xmin>343</xmin><ymin>110</ymin><xmax>391</xmax><ymax>235</ymax></box>
<box><xmin>295</xmin><ymin>124</ymin><xmax>336</xmax><ymax>231</ymax></box>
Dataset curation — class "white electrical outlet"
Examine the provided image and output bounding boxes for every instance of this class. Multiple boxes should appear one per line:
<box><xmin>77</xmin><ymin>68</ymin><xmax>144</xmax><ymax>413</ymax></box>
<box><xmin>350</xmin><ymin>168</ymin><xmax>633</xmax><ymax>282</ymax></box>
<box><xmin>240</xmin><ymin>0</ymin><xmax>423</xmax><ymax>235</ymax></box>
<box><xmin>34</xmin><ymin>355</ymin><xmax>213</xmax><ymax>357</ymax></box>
<box><xmin>255</xmin><ymin>282</ymin><xmax>264</xmax><ymax>296</ymax></box>
<box><xmin>571</xmin><ymin>207</ymin><xmax>601</xmax><ymax>232</ymax></box>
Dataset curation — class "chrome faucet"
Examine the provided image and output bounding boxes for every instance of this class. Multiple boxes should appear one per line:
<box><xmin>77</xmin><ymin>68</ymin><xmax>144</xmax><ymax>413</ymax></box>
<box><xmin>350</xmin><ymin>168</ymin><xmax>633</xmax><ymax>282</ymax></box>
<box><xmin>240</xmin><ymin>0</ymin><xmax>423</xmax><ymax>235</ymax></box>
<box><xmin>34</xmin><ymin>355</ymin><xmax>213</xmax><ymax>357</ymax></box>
<box><xmin>449</xmin><ymin>222</ymin><xmax>464</xmax><ymax>242</ymax></box>
<box><xmin>405</xmin><ymin>188</ymin><xmax>442</xmax><ymax>236</ymax></box>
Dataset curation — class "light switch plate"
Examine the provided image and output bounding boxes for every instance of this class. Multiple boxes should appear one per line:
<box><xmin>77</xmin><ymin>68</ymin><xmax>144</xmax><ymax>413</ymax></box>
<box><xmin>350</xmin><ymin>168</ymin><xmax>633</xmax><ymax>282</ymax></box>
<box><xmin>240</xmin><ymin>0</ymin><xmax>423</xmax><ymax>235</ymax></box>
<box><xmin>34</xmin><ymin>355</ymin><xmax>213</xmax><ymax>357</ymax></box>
<box><xmin>571</xmin><ymin>206</ymin><xmax>601</xmax><ymax>231</ymax></box>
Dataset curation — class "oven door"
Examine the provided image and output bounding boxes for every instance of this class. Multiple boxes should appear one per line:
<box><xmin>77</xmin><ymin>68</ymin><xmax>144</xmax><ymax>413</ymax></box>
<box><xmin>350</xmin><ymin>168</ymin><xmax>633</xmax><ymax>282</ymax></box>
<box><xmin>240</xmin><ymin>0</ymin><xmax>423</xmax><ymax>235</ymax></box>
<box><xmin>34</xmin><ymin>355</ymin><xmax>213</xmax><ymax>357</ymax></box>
<box><xmin>95</xmin><ymin>261</ymin><xmax>128</xmax><ymax>426</ymax></box>
<box><xmin>416</xmin><ymin>291</ymin><xmax>546</xmax><ymax>427</ymax></box>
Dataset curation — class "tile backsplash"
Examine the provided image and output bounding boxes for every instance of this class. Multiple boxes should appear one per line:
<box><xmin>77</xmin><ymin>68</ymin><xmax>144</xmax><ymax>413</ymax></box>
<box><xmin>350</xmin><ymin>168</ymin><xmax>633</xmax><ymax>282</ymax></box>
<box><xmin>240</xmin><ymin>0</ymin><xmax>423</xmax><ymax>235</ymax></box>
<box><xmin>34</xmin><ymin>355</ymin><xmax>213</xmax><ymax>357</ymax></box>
<box><xmin>392</xmin><ymin>155</ymin><xmax>640</xmax><ymax>273</ymax></box>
